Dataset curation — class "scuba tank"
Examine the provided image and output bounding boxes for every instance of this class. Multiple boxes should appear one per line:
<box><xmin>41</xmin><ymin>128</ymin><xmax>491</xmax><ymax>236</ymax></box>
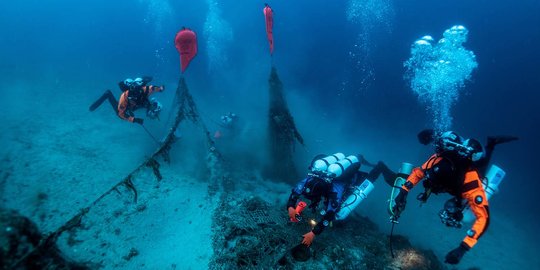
<box><xmin>311</xmin><ymin>153</ymin><xmax>345</xmax><ymax>172</ymax></box>
<box><xmin>304</xmin><ymin>153</ymin><xmax>367</xmax><ymax>221</ymax></box>
<box><xmin>308</xmin><ymin>153</ymin><xmax>358</xmax><ymax>182</ymax></box>
<box><xmin>388</xmin><ymin>162</ymin><xmax>414</xmax><ymax>218</ymax></box>
<box><xmin>327</xmin><ymin>155</ymin><xmax>359</xmax><ymax>178</ymax></box>
<box><xmin>462</xmin><ymin>164</ymin><xmax>506</xmax><ymax>223</ymax></box>
<box><xmin>335</xmin><ymin>179</ymin><xmax>374</xmax><ymax>220</ymax></box>
<box><xmin>387</xmin><ymin>162</ymin><xmax>413</xmax><ymax>258</ymax></box>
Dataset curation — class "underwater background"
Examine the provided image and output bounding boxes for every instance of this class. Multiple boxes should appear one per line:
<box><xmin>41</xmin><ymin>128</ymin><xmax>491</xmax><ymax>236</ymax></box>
<box><xmin>1</xmin><ymin>0</ymin><xmax>539</xmax><ymax>269</ymax></box>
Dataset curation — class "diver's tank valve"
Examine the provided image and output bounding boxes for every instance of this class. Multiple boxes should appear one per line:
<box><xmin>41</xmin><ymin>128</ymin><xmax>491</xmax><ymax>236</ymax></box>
<box><xmin>462</xmin><ymin>164</ymin><xmax>506</xmax><ymax>222</ymax></box>
<box><xmin>327</xmin><ymin>155</ymin><xmax>359</xmax><ymax>178</ymax></box>
<box><xmin>335</xmin><ymin>179</ymin><xmax>375</xmax><ymax>220</ymax></box>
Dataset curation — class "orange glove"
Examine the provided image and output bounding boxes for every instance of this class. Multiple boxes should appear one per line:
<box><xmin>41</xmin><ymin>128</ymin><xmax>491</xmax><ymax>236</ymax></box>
<box><xmin>288</xmin><ymin>207</ymin><xmax>299</xmax><ymax>222</ymax></box>
<box><xmin>302</xmin><ymin>231</ymin><xmax>315</xmax><ymax>246</ymax></box>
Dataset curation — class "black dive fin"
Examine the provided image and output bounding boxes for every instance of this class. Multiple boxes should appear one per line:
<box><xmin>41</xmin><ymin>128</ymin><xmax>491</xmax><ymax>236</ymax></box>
<box><xmin>487</xmin><ymin>135</ymin><xmax>519</xmax><ymax>147</ymax></box>
<box><xmin>142</xmin><ymin>76</ymin><xmax>153</xmax><ymax>85</ymax></box>
<box><xmin>89</xmin><ymin>91</ymin><xmax>110</xmax><ymax>111</ymax></box>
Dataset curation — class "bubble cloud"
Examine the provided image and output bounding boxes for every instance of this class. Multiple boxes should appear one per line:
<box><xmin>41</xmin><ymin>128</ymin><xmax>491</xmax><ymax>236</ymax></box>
<box><xmin>404</xmin><ymin>25</ymin><xmax>478</xmax><ymax>132</ymax></box>
<box><xmin>346</xmin><ymin>0</ymin><xmax>394</xmax><ymax>90</ymax></box>
<box><xmin>203</xmin><ymin>0</ymin><xmax>233</xmax><ymax>72</ymax></box>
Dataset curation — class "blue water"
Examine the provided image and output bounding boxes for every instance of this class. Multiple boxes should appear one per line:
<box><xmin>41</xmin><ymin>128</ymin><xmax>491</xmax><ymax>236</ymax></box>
<box><xmin>1</xmin><ymin>0</ymin><xmax>539</xmax><ymax>268</ymax></box>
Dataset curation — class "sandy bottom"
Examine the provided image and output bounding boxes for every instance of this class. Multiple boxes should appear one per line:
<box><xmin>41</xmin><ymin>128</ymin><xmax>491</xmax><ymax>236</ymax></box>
<box><xmin>1</xmin><ymin>86</ymin><xmax>539</xmax><ymax>270</ymax></box>
<box><xmin>1</xmin><ymin>89</ymin><xmax>218</xmax><ymax>269</ymax></box>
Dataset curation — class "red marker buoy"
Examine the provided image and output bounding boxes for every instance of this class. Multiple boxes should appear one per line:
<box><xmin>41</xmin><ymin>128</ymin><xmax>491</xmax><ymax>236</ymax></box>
<box><xmin>174</xmin><ymin>28</ymin><xmax>198</xmax><ymax>73</ymax></box>
<box><xmin>263</xmin><ymin>4</ymin><xmax>274</xmax><ymax>55</ymax></box>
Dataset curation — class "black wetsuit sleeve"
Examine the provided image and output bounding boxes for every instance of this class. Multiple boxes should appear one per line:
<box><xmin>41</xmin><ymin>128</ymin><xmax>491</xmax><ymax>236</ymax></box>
<box><xmin>312</xmin><ymin>211</ymin><xmax>336</xmax><ymax>235</ymax></box>
<box><xmin>287</xmin><ymin>192</ymin><xmax>300</xmax><ymax>209</ymax></box>
<box><xmin>312</xmin><ymin>192</ymin><xmax>339</xmax><ymax>235</ymax></box>
<box><xmin>287</xmin><ymin>177</ymin><xmax>310</xmax><ymax>209</ymax></box>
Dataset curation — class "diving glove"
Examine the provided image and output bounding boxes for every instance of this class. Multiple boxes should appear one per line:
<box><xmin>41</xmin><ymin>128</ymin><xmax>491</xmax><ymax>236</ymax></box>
<box><xmin>133</xmin><ymin>118</ymin><xmax>144</xmax><ymax>125</ymax></box>
<box><xmin>392</xmin><ymin>188</ymin><xmax>408</xmax><ymax>218</ymax></box>
<box><xmin>444</xmin><ymin>243</ymin><xmax>469</xmax><ymax>264</ymax></box>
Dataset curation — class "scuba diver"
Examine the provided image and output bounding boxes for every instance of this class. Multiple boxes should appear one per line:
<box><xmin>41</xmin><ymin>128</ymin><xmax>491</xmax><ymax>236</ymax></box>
<box><xmin>417</xmin><ymin>129</ymin><xmax>518</xmax><ymax>176</ymax></box>
<box><xmin>287</xmin><ymin>153</ymin><xmax>396</xmax><ymax>247</ymax></box>
<box><xmin>214</xmin><ymin>112</ymin><xmax>239</xmax><ymax>139</ymax></box>
<box><xmin>391</xmin><ymin>130</ymin><xmax>517</xmax><ymax>265</ymax></box>
<box><xmin>89</xmin><ymin>76</ymin><xmax>165</xmax><ymax>125</ymax></box>
<box><xmin>220</xmin><ymin>112</ymin><xmax>238</xmax><ymax>128</ymax></box>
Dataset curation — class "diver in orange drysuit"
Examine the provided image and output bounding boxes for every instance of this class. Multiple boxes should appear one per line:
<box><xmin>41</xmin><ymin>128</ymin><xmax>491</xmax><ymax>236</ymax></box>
<box><xmin>392</xmin><ymin>131</ymin><xmax>490</xmax><ymax>265</ymax></box>
<box><xmin>89</xmin><ymin>77</ymin><xmax>165</xmax><ymax>125</ymax></box>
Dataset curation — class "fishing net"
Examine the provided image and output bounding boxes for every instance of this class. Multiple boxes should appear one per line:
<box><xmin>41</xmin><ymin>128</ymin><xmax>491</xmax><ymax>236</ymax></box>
<box><xmin>267</xmin><ymin>67</ymin><xmax>304</xmax><ymax>182</ymax></box>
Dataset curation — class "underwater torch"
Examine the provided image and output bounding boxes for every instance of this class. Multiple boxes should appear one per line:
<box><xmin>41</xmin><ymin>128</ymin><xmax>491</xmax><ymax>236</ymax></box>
<box><xmin>293</xmin><ymin>201</ymin><xmax>307</xmax><ymax>221</ymax></box>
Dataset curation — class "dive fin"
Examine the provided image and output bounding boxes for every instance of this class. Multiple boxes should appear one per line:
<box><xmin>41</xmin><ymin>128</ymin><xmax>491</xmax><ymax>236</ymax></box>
<box><xmin>487</xmin><ymin>135</ymin><xmax>519</xmax><ymax>148</ymax></box>
<box><xmin>142</xmin><ymin>76</ymin><xmax>153</xmax><ymax>85</ymax></box>
<box><xmin>89</xmin><ymin>90</ymin><xmax>112</xmax><ymax>111</ymax></box>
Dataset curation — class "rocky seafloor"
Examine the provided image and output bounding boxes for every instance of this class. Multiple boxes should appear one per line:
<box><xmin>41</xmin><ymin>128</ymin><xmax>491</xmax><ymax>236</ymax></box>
<box><xmin>0</xmin><ymin>208</ymin><xmax>89</xmax><ymax>270</ymax></box>
<box><xmin>209</xmin><ymin>196</ymin><xmax>445</xmax><ymax>270</ymax></box>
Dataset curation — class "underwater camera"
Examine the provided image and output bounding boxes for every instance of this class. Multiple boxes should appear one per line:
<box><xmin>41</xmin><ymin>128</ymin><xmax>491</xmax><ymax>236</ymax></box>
<box><xmin>438</xmin><ymin>198</ymin><xmax>463</xmax><ymax>228</ymax></box>
<box><xmin>146</xmin><ymin>98</ymin><xmax>162</xmax><ymax>119</ymax></box>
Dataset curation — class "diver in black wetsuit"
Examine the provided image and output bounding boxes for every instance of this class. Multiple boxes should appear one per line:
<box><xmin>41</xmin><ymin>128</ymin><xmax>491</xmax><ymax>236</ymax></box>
<box><xmin>286</xmin><ymin>154</ymin><xmax>396</xmax><ymax>247</ymax></box>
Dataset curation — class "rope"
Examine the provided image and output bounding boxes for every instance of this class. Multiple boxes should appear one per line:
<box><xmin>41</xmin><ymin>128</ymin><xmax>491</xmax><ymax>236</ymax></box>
<box><xmin>141</xmin><ymin>124</ymin><xmax>160</xmax><ymax>145</ymax></box>
<box><xmin>390</xmin><ymin>221</ymin><xmax>396</xmax><ymax>258</ymax></box>
<box><xmin>164</xmin><ymin>86</ymin><xmax>179</xmax><ymax>127</ymax></box>
<box><xmin>9</xmin><ymin>76</ymin><xmax>192</xmax><ymax>269</ymax></box>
